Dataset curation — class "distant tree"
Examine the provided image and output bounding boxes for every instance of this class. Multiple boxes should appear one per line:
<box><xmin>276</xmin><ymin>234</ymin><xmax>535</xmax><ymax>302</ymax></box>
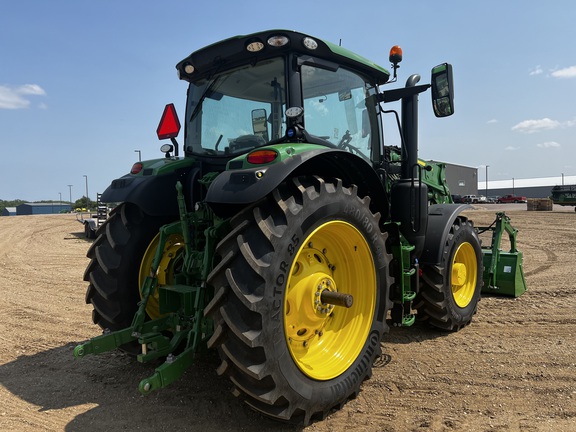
<box><xmin>74</xmin><ymin>196</ymin><xmax>95</xmax><ymax>211</ymax></box>
<box><xmin>0</xmin><ymin>199</ymin><xmax>26</xmax><ymax>214</ymax></box>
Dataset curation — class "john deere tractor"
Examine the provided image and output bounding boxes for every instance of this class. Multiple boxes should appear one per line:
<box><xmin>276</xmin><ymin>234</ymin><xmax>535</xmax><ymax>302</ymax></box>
<box><xmin>75</xmin><ymin>30</ymin><xmax>499</xmax><ymax>424</ymax></box>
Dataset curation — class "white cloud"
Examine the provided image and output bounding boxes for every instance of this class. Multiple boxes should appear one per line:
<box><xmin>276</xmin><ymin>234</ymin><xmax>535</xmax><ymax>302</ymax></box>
<box><xmin>536</xmin><ymin>141</ymin><xmax>561</xmax><ymax>148</ymax></box>
<box><xmin>18</xmin><ymin>84</ymin><xmax>46</xmax><ymax>95</ymax></box>
<box><xmin>0</xmin><ymin>84</ymin><xmax>47</xmax><ymax>109</ymax></box>
<box><xmin>487</xmin><ymin>119</ymin><xmax>498</xmax><ymax>124</ymax></box>
<box><xmin>511</xmin><ymin>118</ymin><xmax>561</xmax><ymax>133</ymax></box>
<box><xmin>529</xmin><ymin>65</ymin><xmax>543</xmax><ymax>76</ymax></box>
<box><xmin>551</xmin><ymin>66</ymin><xmax>576</xmax><ymax>78</ymax></box>
<box><xmin>505</xmin><ymin>146</ymin><xmax>520</xmax><ymax>151</ymax></box>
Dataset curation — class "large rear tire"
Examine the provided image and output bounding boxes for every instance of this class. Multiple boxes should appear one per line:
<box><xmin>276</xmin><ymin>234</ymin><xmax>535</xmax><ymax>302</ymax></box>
<box><xmin>205</xmin><ymin>176</ymin><xmax>392</xmax><ymax>424</ymax></box>
<box><xmin>83</xmin><ymin>203</ymin><xmax>173</xmax><ymax>334</ymax></box>
<box><xmin>416</xmin><ymin>216</ymin><xmax>482</xmax><ymax>331</ymax></box>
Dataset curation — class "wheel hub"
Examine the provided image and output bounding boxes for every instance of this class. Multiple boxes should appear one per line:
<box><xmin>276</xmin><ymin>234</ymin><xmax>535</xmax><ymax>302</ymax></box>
<box><xmin>285</xmin><ymin>257</ymin><xmax>335</xmax><ymax>347</ymax></box>
<box><xmin>314</xmin><ymin>277</ymin><xmax>336</xmax><ymax>315</ymax></box>
<box><xmin>452</xmin><ymin>262</ymin><xmax>467</xmax><ymax>286</ymax></box>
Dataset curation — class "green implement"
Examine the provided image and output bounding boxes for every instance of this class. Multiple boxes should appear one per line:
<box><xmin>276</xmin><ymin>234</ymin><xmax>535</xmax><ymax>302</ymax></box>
<box><xmin>479</xmin><ymin>212</ymin><xmax>527</xmax><ymax>297</ymax></box>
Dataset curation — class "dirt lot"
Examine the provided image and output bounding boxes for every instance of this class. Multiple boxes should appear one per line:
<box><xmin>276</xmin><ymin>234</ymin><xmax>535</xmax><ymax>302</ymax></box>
<box><xmin>0</xmin><ymin>206</ymin><xmax>575</xmax><ymax>431</ymax></box>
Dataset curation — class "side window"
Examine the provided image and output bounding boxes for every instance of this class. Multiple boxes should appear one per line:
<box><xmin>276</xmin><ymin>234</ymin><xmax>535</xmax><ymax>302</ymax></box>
<box><xmin>301</xmin><ymin>65</ymin><xmax>376</xmax><ymax>160</ymax></box>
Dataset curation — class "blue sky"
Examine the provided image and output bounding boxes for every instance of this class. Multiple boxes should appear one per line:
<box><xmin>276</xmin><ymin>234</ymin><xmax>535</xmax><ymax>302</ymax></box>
<box><xmin>1</xmin><ymin>0</ymin><xmax>575</xmax><ymax>201</ymax></box>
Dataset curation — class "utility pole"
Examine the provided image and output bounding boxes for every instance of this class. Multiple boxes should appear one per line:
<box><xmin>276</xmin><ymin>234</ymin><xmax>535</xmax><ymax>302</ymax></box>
<box><xmin>485</xmin><ymin>165</ymin><xmax>489</xmax><ymax>197</ymax></box>
<box><xmin>135</xmin><ymin>149</ymin><xmax>141</xmax><ymax>161</ymax></box>
<box><xmin>68</xmin><ymin>184</ymin><xmax>73</xmax><ymax>204</ymax></box>
<box><xmin>83</xmin><ymin>175</ymin><xmax>89</xmax><ymax>207</ymax></box>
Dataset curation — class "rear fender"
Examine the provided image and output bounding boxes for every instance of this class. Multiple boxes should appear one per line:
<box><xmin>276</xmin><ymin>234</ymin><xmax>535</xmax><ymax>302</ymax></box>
<box><xmin>206</xmin><ymin>148</ymin><xmax>387</xmax><ymax>217</ymax></box>
<box><xmin>420</xmin><ymin>204</ymin><xmax>472</xmax><ymax>265</ymax></box>
<box><xmin>101</xmin><ymin>165</ymin><xmax>202</xmax><ymax>217</ymax></box>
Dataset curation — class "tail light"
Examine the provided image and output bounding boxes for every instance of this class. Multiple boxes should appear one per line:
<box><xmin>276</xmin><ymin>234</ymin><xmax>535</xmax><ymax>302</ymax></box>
<box><xmin>247</xmin><ymin>149</ymin><xmax>278</xmax><ymax>164</ymax></box>
<box><xmin>131</xmin><ymin>162</ymin><xmax>143</xmax><ymax>174</ymax></box>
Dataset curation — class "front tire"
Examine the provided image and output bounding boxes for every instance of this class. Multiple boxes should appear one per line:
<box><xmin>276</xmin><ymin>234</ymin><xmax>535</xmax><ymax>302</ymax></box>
<box><xmin>205</xmin><ymin>176</ymin><xmax>392</xmax><ymax>424</ymax></box>
<box><xmin>417</xmin><ymin>216</ymin><xmax>482</xmax><ymax>331</ymax></box>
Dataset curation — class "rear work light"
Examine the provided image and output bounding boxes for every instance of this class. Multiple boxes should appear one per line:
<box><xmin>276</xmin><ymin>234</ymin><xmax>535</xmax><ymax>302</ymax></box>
<box><xmin>246</xmin><ymin>39</ymin><xmax>265</xmax><ymax>52</ymax></box>
<box><xmin>267</xmin><ymin>35</ymin><xmax>289</xmax><ymax>47</ymax></box>
<box><xmin>302</xmin><ymin>37</ymin><xmax>318</xmax><ymax>50</ymax></box>
<box><xmin>247</xmin><ymin>149</ymin><xmax>278</xmax><ymax>164</ymax></box>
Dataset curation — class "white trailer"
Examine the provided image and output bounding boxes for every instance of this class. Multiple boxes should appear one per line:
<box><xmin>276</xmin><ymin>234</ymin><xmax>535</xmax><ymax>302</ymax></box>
<box><xmin>77</xmin><ymin>193</ymin><xmax>108</xmax><ymax>239</ymax></box>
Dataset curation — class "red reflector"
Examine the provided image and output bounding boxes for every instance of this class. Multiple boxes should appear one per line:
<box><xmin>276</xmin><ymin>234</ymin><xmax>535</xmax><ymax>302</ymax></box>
<box><xmin>131</xmin><ymin>162</ymin><xmax>143</xmax><ymax>174</ymax></box>
<box><xmin>156</xmin><ymin>103</ymin><xmax>181</xmax><ymax>140</ymax></box>
<box><xmin>247</xmin><ymin>150</ymin><xmax>278</xmax><ymax>164</ymax></box>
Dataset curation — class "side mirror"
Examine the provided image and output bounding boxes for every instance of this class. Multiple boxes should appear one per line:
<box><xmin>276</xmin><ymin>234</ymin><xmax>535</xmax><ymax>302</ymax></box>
<box><xmin>251</xmin><ymin>109</ymin><xmax>269</xmax><ymax>142</ymax></box>
<box><xmin>431</xmin><ymin>63</ymin><xmax>454</xmax><ymax>117</ymax></box>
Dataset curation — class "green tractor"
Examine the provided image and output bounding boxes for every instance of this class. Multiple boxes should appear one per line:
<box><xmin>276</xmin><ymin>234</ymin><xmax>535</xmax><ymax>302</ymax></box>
<box><xmin>75</xmin><ymin>30</ymin><xmax>514</xmax><ymax>424</ymax></box>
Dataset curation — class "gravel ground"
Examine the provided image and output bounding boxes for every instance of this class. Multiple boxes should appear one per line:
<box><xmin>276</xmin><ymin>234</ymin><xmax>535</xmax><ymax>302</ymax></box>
<box><xmin>0</xmin><ymin>206</ymin><xmax>574</xmax><ymax>431</ymax></box>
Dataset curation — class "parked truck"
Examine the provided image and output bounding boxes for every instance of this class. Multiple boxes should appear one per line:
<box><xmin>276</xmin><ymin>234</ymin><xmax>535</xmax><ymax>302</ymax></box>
<box><xmin>498</xmin><ymin>194</ymin><xmax>527</xmax><ymax>203</ymax></box>
<box><xmin>74</xmin><ymin>30</ymin><xmax>526</xmax><ymax>424</ymax></box>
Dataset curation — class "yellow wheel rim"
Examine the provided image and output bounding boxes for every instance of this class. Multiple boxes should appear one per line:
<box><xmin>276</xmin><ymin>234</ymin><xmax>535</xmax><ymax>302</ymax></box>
<box><xmin>139</xmin><ymin>233</ymin><xmax>184</xmax><ymax>320</ymax></box>
<box><xmin>284</xmin><ymin>221</ymin><xmax>376</xmax><ymax>380</ymax></box>
<box><xmin>451</xmin><ymin>242</ymin><xmax>477</xmax><ymax>308</ymax></box>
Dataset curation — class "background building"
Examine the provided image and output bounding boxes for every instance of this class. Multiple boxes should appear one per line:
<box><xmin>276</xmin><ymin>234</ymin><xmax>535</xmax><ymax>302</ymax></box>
<box><xmin>427</xmin><ymin>160</ymin><xmax>478</xmax><ymax>197</ymax></box>
<box><xmin>16</xmin><ymin>203</ymin><xmax>71</xmax><ymax>215</ymax></box>
<box><xmin>479</xmin><ymin>175</ymin><xmax>575</xmax><ymax>199</ymax></box>
<box><xmin>1</xmin><ymin>207</ymin><xmax>17</xmax><ymax>216</ymax></box>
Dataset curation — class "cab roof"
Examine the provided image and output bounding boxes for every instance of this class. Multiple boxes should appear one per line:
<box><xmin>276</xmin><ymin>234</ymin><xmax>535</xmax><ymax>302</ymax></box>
<box><xmin>176</xmin><ymin>29</ymin><xmax>390</xmax><ymax>85</ymax></box>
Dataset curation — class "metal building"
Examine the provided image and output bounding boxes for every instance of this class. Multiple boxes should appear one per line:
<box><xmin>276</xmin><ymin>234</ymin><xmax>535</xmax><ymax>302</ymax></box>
<box><xmin>479</xmin><ymin>175</ymin><xmax>576</xmax><ymax>199</ymax></box>
<box><xmin>16</xmin><ymin>203</ymin><xmax>71</xmax><ymax>215</ymax></box>
<box><xmin>429</xmin><ymin>160</ymin><xmax>478</xmax><ymax>197</ymax></box>
<box><xmin>1</xmin><ymin>207</ymin><xmax>17</xmax><ymax>216</ymax></box>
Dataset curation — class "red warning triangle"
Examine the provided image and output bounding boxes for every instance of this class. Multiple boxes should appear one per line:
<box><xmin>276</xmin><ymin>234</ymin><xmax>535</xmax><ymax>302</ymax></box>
<box><xmin>156</xmin><ymin>103</ymin><xmax>181</xmax><ymax>140</ymax></box>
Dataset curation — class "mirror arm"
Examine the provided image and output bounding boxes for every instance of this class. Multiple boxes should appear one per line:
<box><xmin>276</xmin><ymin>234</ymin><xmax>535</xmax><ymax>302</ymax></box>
<box><xmin>170</xmin><ymin>137</ymin><xmax>180</xmax><ymax>157</ymax></box>
<box><xmin>376</xmin><ymin>84</ymin><xmax>431</xmax><ymax>104</ymax></box>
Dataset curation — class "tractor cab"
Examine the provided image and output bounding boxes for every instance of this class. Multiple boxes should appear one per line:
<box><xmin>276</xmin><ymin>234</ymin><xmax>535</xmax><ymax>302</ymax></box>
<box><xmin>159</xmin><ymin>31</ymin><xmax>454</xmax><ymax>194</ymax></box>
<box><xmin>173</xmin><ymin>32</ymin><xmax>389</xmax><ymax>163</ymax></box>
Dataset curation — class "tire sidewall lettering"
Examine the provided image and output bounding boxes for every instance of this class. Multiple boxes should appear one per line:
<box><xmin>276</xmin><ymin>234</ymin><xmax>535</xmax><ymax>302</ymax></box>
<box><xmin>272</xmin><ymin>234</ymin><xmax>301</xmax><ymax>323</ymax></box>
<box><xmin>344</xmin><ymin>203</ymin><xmax>386</xmax><ymax>268</ymax></box>
<box><xmin>328</xmin><ymin>329</ymin><xmax>381</xmax><ymax>399</ymax></box>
